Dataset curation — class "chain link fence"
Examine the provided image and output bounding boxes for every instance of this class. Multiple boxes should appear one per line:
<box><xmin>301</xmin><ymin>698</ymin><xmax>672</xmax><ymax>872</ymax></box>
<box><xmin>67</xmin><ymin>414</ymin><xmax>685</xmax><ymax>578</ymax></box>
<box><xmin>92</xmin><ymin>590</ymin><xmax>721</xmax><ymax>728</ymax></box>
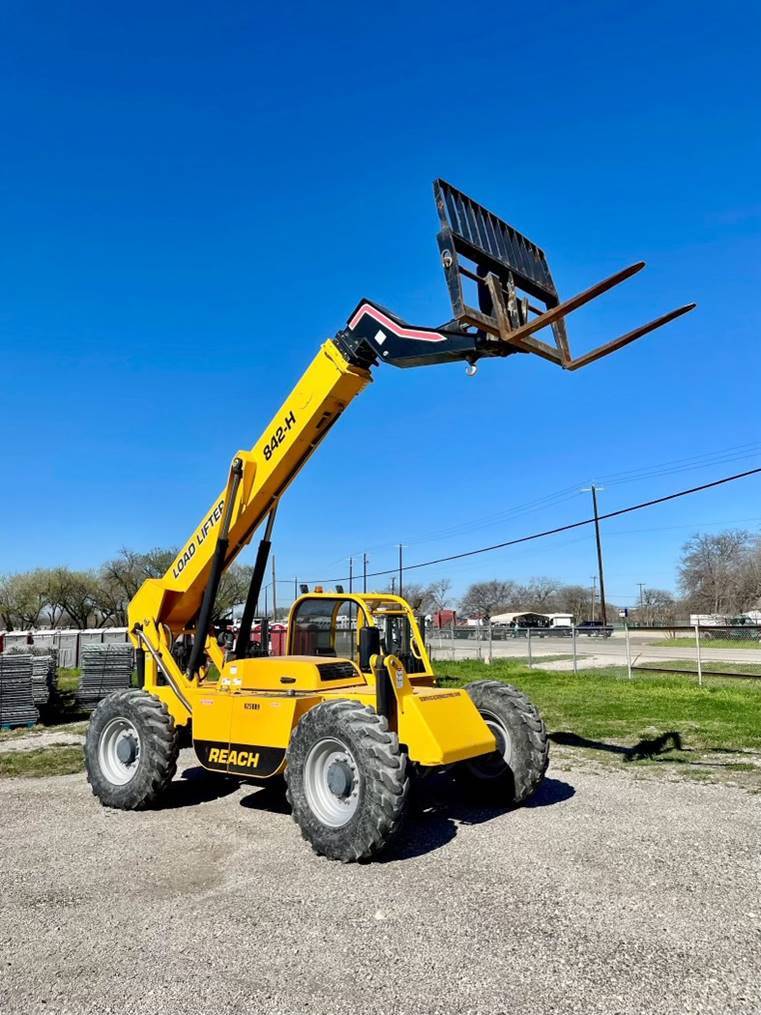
<box><xmin>427</xmin><ymin>623</ymin><xmax>761</xmax><ymax>683</ymax></box>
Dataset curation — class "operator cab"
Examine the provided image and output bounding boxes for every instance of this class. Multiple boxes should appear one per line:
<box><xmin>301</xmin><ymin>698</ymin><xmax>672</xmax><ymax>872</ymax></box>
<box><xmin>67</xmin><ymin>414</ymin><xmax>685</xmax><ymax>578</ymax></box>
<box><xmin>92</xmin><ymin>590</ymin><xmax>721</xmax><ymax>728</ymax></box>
<box><xmin>288</xmin><ymin>593</ymin><xmax>432</xmax><ymax>681</ymax></box>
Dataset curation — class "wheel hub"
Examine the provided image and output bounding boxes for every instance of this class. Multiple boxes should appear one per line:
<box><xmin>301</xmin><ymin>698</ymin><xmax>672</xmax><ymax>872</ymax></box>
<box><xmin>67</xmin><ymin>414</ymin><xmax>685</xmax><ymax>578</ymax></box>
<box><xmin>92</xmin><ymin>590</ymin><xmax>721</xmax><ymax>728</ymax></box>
<box><xmin>98</xmin><ymin>717</ymin><xmax>142</xmax><ymax>786</ymax></box>
<box><xmin>115</xmin><ymin>735</ymin><xmax>138</xmax><ymax>765</ymax></box>
<box><xmin>326</xmin><ymin>759</ymin><xmax>354</xmax><ymax>799</ymax></box>
<box><xmin>303</xmin><ymin>738</ymin><xmax>361</xmax><ymax>828</ymax></box>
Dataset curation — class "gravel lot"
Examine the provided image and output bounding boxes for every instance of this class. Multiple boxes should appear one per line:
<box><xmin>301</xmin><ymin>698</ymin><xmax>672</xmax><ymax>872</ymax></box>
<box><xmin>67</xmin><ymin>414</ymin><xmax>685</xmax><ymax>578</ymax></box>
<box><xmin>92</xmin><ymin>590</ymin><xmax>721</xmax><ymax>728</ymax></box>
<box><xmin>1</xmin><ymin>751</ymin><xmax>760</xmax><ymax>1015</ymax></box>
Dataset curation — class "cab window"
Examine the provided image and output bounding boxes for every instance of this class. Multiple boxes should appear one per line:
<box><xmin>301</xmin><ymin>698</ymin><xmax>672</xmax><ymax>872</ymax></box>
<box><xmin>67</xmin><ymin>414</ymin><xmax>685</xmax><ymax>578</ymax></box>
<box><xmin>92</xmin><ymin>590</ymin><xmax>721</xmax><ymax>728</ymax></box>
<box><xmin>290</xmin><ymin>598</ymin><xmax>365</xmax><ymax>664</ymax></box>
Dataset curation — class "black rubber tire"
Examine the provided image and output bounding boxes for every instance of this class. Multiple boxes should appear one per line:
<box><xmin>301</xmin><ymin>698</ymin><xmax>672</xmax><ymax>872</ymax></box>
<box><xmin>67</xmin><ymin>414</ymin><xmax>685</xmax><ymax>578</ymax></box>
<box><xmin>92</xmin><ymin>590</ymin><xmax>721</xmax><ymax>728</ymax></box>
<box><xmin>285</xmin><ymin>700</ymin><xmax>409</xmax><ymax>861</ymax></box>
<box><xmin>460</xmin><ymin>680</ymin><xmax>548</xmax><ymax>804</ymax></box>
<box><xmin>84</xmin><ymin>689</ymin><xmax>179</xmax><ymax>810</ymax></box>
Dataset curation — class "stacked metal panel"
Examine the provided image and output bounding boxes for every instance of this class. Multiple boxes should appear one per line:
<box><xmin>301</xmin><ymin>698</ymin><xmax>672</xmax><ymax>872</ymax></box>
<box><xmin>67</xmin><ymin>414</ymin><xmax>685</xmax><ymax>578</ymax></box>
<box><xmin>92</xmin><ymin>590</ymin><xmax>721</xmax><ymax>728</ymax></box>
<box><xmin>0</xmin><ymin>655</ymin><xmax>40</xmax><ymax>728</ymax></box>
<box><xmin>76</xmin><ymin>644</ymin><xmax>134</xmax><ymax>709</ymax></box>
<box><xmin>31</xmin><ymin>653</ymin><xmax>57</xmax><ymax>707</ymax></box>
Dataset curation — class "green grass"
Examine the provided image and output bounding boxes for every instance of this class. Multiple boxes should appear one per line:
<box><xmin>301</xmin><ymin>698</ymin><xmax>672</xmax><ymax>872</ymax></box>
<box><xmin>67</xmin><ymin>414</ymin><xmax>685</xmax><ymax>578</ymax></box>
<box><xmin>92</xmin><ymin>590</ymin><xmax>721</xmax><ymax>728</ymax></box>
<box><xmin>56</xmin><ymin>667</ymin><xmax>81</xmax><ymax>692</ymax></box>
<box><xmin>497</xmin><ymin>654</ymin><xmax>573</xmax><ymax>665</ymax></box>
<box><xmin>435</xmin><ymin>658</ymin><xmax>761</xmax><ymax>752</ymax></box>
<box><xmin>0</xmin><ymin>745</ymin><xmax>84</xmax><ymax>778</ymax></box>
<box><xmin>652</xmin><ymin>637</ymin><xmax>760</xmax><ymax>649</ymax></box>
<box><xmin>637</xmin><ymin>660</ymin><xmax>761</xmax><ymax>677</ymax></box>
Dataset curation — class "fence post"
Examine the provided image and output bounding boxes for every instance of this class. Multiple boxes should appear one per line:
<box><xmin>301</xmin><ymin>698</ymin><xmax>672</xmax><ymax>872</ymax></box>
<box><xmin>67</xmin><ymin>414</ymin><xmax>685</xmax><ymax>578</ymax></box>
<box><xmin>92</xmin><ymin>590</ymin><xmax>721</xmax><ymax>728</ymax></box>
<box><xmin>624</xmin><ymin>622</ymin><xmax>632</xmax><ymax>679</ymax></box>
<box><xmin>694</xmin><ymin>623</ymin><xmax>703</xmax><ymax>687</ymax></box>
<box><xmin>572</xmin><ymin>624</ymin><xmax>578</xmax><ymax>675</ymax></box>
<box><xmin>527</xmin><ymin>627</ymin><xmax>533</xmax><ymax>668</ymax></box>
<box><xmin>487</xmin><ymin>621</ymin><xmax>493</xmax><ymax>665</ymax></box>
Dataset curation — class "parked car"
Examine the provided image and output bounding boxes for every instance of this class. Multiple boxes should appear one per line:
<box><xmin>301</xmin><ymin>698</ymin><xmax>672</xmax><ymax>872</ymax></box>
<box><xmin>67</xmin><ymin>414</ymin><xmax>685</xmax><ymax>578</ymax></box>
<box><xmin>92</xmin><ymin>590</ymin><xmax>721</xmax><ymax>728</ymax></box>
<box><xmin>576</xmin><ymin>621</ymin><xmax>613</xmax><ymax>638</ymax></box>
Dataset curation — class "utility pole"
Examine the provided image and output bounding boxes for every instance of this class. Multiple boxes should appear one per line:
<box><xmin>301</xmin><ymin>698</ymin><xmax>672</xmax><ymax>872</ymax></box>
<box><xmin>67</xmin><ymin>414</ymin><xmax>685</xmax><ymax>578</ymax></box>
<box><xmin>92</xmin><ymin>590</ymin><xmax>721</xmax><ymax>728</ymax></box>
<box><xmin>363</xmin><ymin>552</ymin><xmax>368</xmax><ymax>594</ymax></box>
<box><xmin>398</xmin><ymin>544</ymin><xmax>403</xmax><ymax>599</ymax></box>
<box><xmin>582</xmin><ymin>485</ymin><xmax>608</xmax><ymax>625</ymax></box>
<box><xmin>271</xmin><ymin>555</ymin><xmax>277</xmax><ymax>620</ymax></box>
<box><xmin>638</xmin><ymin>582</ymin><xmax>646</xmax><ymax>620</ymax></box>
<box><xmin>349</xmin><ymin>557</ymin><xmax>353</xmax><ymax>593</ymax></box>
<box><xmin>391</xmin><ymin>576</ymin><xmax>396</xmax><ymax>594</ymax></box>
<box><xmin>590</xmin><ymin>575</ymin><xmax>597</xmax><ymax>622</ymax></box>
<box><xmin>294</xmin><ymin>576</ymin><xmax>298</xmax><ymax>601</ymax></box>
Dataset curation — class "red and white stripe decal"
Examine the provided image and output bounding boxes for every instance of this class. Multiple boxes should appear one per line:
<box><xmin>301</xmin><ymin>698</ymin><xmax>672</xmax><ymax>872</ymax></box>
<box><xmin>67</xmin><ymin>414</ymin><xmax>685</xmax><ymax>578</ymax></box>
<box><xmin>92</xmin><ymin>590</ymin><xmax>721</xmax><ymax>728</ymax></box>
<box><xmin>348</xmin><ymin>303</ymin><xmax>445</xmax><ymax>343</ymax></box>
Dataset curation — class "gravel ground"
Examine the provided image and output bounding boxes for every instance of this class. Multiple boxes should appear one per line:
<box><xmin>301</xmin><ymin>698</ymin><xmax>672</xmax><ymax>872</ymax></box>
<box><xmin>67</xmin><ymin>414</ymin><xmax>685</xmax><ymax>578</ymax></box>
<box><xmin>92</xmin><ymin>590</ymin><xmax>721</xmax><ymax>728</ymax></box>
<box><xmin>1</xmin><ymin>750</ymin><xmax>760</xmax><ymax>1015</ymax></box>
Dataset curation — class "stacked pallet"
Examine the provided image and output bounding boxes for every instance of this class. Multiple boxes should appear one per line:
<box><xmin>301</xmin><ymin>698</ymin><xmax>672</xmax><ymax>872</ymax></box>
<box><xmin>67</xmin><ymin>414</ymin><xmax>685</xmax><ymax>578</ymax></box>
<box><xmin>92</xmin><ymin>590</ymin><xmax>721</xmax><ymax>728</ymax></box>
<box><xmin>76</xmin><ymin>644</ymin><xmax>134</xmax><ymax>709</ymax></box>
<box><xmin>0</xmin><ymin>655</ymin><xmax>39</xmax><ymax>729</ymax></box>
<box><xmin>31</xmin><ymin>653</ymin><xmax>57</xmax><ymax>707</ymax></box>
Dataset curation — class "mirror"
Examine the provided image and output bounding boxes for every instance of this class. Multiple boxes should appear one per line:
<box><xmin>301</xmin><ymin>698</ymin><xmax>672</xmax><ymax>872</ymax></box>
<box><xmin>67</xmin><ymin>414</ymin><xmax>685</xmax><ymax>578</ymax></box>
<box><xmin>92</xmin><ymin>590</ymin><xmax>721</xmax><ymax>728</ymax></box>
<box><xmin>359</xmin><ymin>626</ymin><xmax>381</xmax><ymax>672</ymax></box>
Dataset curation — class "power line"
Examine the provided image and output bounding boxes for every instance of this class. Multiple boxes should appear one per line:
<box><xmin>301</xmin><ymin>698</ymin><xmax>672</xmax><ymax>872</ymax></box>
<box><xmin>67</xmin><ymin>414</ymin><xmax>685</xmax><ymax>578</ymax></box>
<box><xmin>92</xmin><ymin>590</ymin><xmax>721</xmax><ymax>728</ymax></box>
<box><xmin>334</xmin><ymin>440</ymin><xmax>761</xmax><ymax>559</ymax></box>
<box><xmin>306</xmin><ymin>465</ymin><xmax>761</xmax><ymax>585</ymax></box>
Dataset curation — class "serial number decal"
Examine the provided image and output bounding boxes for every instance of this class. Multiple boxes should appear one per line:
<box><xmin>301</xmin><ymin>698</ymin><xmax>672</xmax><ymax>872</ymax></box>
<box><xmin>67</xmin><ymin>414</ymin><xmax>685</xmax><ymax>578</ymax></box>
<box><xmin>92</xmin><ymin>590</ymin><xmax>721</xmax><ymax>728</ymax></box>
<box><xmin>422</xmin><ymin>692</ymin><xmax>461</xmax><ymax>702</ymax></box>
<box><xmin>263</xmin><ymin>410</ymin><xmax>296</xmax><ymax>461</ymax></box>
<box><xmin>171</xmin><ymin>499</ymin><xmax>225</xmax><ymax>579</ymax></box>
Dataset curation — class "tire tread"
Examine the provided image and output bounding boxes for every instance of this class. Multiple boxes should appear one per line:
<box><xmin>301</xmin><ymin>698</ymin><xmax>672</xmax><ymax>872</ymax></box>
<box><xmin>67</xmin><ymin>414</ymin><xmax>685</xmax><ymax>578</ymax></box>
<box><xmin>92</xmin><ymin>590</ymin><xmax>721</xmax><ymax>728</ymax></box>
<box><xmin>285</xmin><ymin>700</ymin><xmax>409</xmax><ymax>862</ymax></box>
<box><xmin>464</xmin><ymin>680</ymin><xmax>548</xmax><ymax>803</ymax></box>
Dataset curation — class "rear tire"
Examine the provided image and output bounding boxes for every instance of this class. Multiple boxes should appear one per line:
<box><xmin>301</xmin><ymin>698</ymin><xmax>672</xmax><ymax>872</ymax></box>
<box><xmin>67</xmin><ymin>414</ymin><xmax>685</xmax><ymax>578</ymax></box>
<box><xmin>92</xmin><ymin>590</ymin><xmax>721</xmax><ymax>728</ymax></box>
<box><xmin>85</xmin><ymin>689</ymin><xmax>179</xmax><ymax>809</ymax></box>
<box><xmin>286</xmin><ymin>700</ymin><xmax>409</xmax><ymax>861</ymax></box>
<box><xmin>460</xmin><ymin>680</ymin><xmax>548</xmax><ymax>804</ymax></box>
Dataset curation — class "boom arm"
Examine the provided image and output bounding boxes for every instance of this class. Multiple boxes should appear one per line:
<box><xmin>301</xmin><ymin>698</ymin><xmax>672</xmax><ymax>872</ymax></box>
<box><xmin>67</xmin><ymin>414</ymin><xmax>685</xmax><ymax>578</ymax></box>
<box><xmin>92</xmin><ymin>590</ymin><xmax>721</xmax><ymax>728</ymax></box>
<box><xmin>128</xmin><ymin>302</ymin><xmax>493</xmax><ymax>642</ymax></box>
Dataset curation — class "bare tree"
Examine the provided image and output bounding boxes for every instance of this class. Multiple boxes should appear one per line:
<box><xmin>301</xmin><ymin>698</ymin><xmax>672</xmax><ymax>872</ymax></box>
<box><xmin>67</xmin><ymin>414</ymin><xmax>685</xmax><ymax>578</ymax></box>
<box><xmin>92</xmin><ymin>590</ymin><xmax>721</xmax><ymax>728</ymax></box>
<box><xmin>427</xmin><ymin>578</ymin><xmax>452</xmax><ymax>613</ymax></box>
<box><xmin>519</xmin><ymin>576</ymin><xmax>558</xmax><ymax>610</ymax></box>
<box><xmin>459</xmin><ymin>580</ymin><xmax>513</xmax><ymax>622</ymax></box>
<box><xmin>636</xmin><ymin>587</ymin><xmax>678</xmax><ymax>626</ymax></box>
<box><xmin>679</xmin><ymin>530</ymin><xmax>753</xmax><ymax>615</ymax></box>
<box><xmin>551</xmin><ymin>584</ymin><xmax>590</xmax><ymax>623</ymax></box>
<box><xmin>395</xmin><ymin>583</ymin><xmax>431</xmax><ymax>612</ymax></box>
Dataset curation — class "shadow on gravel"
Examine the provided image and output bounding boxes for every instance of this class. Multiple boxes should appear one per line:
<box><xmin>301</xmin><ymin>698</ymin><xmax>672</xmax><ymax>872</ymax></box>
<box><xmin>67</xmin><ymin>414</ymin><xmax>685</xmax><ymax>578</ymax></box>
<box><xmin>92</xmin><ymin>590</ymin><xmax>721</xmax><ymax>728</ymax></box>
<box><xmin>382</xmin><ymin>774</ymin><xmax>575</xmax><ymax>861</ymax></box>
<box><xmin>161</xmin><ymin>766</ymin><xmax>242</xmax><ymax>809</ymax></box>
<box><xmin>239</xmin><ymin>778</ymin><xmax>291</xmax><ymax>815</ymax></box>
<box><xmin>523</xmin><ymin>777</ymin><xmax>576</xmax><ymax>807</ymax></box>
<box><xmin>551</xmin><ymin>730</ymin><xmax>684</xmax><ymax>762</ymax></box>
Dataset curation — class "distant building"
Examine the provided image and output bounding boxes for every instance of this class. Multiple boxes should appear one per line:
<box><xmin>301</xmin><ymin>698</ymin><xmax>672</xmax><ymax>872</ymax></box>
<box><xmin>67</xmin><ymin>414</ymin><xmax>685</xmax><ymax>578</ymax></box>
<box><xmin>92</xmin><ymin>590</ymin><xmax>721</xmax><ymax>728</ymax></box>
<box><xmin>432</xmin><ymin>609</ymin><xmax>457</xmax><ymax>628</ymax></box>
<box><xmin>489</xmin><ymin>611</ymin><xmax>575</xmax><ymax>629</ymax></box>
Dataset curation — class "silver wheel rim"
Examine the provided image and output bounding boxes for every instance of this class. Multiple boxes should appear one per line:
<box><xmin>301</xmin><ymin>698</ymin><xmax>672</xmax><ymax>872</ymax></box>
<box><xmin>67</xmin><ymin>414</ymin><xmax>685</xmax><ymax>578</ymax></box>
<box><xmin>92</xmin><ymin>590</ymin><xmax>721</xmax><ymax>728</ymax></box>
<box><xmin>98</xmin><ymin>717</ymin><xmax>141</xmax><ymax>786</ymax></box>
<box><xmin>304</xmin><ymin>737</ymin><xmax>360</xmax><ymax>827</ymax></box>
<box><xmin>468</xmin><ymin>708</ymin><xmax>514</xmax><ymax>780</ymax></box>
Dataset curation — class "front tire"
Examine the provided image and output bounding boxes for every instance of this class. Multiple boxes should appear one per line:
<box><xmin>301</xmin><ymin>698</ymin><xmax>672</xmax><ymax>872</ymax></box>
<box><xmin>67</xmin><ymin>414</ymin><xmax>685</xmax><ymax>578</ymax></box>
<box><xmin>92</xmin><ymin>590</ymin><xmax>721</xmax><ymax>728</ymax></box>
<box><xmin>286</xmin><ymin>700</ymin><xmax>409</xmax><ymax>861</ymax></box>
<box><xmin>461</xmin><ymin>681</ymin><xmax>548</xmax><ymax>804</ymax></box>
<box><xmin>85</xmin><ymin>689</ymin><xmax>179</xmax><ymax>809</ymax></box>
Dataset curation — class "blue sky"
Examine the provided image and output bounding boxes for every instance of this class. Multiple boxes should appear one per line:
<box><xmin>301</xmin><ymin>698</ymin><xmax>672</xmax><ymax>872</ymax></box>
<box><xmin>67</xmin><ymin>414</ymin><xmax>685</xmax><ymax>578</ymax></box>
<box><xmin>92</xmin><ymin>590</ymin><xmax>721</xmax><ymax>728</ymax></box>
<box><xmin>1</xmin><ymin>0</ymin><xmax>759</xmax><ymax>608</ymax></box>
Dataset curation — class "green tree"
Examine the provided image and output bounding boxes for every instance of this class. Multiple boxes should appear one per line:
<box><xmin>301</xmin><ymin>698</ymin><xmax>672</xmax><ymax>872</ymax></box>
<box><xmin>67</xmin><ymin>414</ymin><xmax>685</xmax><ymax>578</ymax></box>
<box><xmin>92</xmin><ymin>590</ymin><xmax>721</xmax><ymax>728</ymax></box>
<box><xmin>47</xmin><ymin>568</ymin><xmax>99</xmax><ymax>629</ymax></box>
<box><xmin>0</xmin><ymin>570</ymin><xmax>51</xmax><ymax>629</ymax></box>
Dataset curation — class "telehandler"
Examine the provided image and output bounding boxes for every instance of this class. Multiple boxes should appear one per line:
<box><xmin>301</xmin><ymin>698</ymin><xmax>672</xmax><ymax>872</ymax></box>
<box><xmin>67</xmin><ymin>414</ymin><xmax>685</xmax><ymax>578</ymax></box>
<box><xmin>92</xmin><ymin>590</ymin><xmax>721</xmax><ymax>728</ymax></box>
<box><xmin>85</xmin><ymin>180</ymin><xmax>694</xmax><ymax>860</ymax></box>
